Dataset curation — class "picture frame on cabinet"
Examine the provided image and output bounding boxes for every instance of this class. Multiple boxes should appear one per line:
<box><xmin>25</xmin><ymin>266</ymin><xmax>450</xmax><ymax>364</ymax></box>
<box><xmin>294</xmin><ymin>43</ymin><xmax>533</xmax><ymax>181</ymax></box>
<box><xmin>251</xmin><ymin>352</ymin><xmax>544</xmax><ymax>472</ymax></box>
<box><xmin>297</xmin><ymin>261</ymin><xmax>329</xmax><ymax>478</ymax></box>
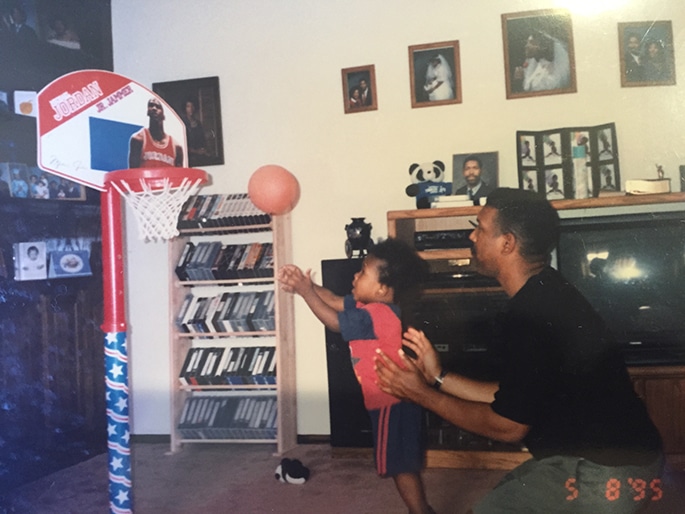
<box><xmin>341</xmin><ymin>65</ymin><xmax>377</xmax><ymax>114</ymax></box>
<box><xmin>618</xmin><ymin>21</ymin><xmax>676</xmax><ymax>87</ymax></box>
<box><xmin>408</xmin><ymin>40</ymin><xmax>461</xmax><ymax>108</ymax></box>
<box><xmin>516</xmin><ymin>123</ymin><xmax>620</xmax><ymax>200</ymax></box>
<box><xmin>502</xmin><ymin>9</ymin><xmax>577</xmax><ymax>99</ymax></box>
<box><xmin>152</xmin><ymin>76</ymin><xmax>225</xmax><ymax>167</ymax></box>
<box><xmin>13</xmin><ymin>241</ymin><xmax>47</xmax><ymax>281</ymax></box>
<box><xmin>451</xmin><ymin>152</ymin><xmax>498</xmax><ymax>200</ymax></box>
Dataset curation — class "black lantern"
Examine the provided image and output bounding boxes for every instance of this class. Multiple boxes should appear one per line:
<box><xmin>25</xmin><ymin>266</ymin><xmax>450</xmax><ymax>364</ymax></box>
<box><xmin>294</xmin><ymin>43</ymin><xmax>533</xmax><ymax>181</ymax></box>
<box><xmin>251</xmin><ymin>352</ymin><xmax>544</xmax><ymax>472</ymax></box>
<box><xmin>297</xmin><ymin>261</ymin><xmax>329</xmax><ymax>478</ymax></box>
<box><xmin>345</xmin><ymin>218</ymin><xmax>373</xmax><ymax>258</ymax></box>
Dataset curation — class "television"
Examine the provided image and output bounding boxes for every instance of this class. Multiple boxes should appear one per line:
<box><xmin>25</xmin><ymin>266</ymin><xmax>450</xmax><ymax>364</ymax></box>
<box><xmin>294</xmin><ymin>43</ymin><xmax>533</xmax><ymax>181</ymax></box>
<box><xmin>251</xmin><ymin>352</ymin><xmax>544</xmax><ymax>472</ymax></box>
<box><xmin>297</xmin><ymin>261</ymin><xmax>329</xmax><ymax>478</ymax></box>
<box><xmin>556</xmin><ymin>210</ymin><xmax>685</xmax><ymax>366</ymax></box>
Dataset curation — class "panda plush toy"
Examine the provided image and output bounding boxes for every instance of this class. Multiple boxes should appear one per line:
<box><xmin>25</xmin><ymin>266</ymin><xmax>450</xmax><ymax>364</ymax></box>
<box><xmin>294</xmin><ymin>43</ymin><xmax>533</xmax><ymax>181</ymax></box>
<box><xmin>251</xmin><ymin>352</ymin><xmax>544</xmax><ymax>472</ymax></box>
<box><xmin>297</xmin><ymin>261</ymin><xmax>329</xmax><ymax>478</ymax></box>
<box><xmin>405</xmin><ymin>160</ymin><xmax>451</xmax><ymax>209</ymax></box>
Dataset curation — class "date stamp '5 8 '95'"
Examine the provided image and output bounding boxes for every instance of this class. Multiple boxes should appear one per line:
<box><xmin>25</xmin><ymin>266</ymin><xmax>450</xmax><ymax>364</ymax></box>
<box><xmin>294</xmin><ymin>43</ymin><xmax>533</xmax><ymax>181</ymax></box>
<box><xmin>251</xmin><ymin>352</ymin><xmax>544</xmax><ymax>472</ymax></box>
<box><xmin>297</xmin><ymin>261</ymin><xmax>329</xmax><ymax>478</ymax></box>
<box><xmin>565</xmin><ymin>476</ymin><xmax>662</xmax><ymax>502</ymax></box>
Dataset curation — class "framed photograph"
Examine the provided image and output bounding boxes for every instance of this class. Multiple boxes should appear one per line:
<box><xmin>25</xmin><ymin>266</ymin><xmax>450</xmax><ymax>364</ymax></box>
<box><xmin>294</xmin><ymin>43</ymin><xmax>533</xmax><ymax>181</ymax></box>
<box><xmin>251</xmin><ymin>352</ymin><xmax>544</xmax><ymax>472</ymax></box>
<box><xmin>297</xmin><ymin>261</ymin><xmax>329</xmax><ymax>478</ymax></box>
<box><xmin>618</xmin><ymin>21</ymin><xmax>676</xmax><ymax>87</ymax></box>
<box><xmin>341</xmin><ymin>65</ymin><xmax>377</xmax><ymax>114</ymax></box>
<box><xmin>153</xmin><ymin>76</ymin><xmax>224</xmax><ymax>167</ymax></box>
<box><xmin>13</xmin><ymin>241</ymin><xmax>47</xmax><ymax>281</ymax></box>
<box><xmin>451</xmin><ymin>152</ymin><xmax>498</xmax><ymax>203</ymax></box>
<box><xmin>502</xmin><ymin>9</ymin><xmax>576</xmax><ymax>99</ymax></box>
<box><xmin>409</xmin><ymin>40</ymin><xmax>461</xmax><ymax>108</ymax></box>
<box><xmin>49</xmin><ymin>176</ymin><xmax>87</xmax><ymax>201</ymax></box>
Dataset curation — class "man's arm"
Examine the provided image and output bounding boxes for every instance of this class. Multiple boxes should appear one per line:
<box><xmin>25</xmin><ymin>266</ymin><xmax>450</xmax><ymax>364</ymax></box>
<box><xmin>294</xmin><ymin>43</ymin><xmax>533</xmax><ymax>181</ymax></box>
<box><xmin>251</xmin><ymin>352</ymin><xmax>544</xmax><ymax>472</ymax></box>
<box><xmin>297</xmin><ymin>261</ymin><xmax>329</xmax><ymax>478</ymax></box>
<box><xmin>128</xmin><ymin>134</ymin><xmax>143</xmax><ymax>168</ymax></box>
<box><xmin>277</xmin><ymin>265</ymin><xmax>343</xmax><ymax>332</ymax></box>
<box><xmin>401</xmin><ymin>327</ymin><xmax>498</xmax><ymax>403</ymax></box>
<box><xmin>174</xmin><ymin>145</ymin><xmax>184</xmax><ymax>167</ymax></box>
<box><xmin>374</xmin><ymin>349</ymin><xmax>529</xmax><ymax>443</ymax></box>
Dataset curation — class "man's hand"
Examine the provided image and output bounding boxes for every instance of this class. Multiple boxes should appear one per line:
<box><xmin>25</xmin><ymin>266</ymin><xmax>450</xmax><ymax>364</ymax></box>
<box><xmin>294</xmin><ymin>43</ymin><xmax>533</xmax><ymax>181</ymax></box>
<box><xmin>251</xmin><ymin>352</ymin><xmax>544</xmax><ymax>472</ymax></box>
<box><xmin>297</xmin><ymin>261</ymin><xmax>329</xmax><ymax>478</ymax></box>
<box><xmin>402</xmin><ymin>327</ymin><xmax>442</xmax><ymax>384</ymax></box>
<box><xmin>374</xmin><ymin>348</ymin><xmax>429</xmax><ymax>403</ymax></box>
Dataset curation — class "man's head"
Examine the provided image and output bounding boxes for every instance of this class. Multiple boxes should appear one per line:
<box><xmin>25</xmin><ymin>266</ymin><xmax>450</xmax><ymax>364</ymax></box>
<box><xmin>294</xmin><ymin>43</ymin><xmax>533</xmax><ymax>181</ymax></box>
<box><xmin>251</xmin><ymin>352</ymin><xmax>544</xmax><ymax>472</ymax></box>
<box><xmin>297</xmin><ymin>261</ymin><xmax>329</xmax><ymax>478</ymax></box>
<box><xmin>353</xmin><ymin>238</ymin><xmax>428</xmax><ymax>306</ymax></box>
<box><xmin>627</xmin><ymin>34</ymin><xmax>641</xmax><ymax>55</ymax></box>
<box><xmin>471</xmin><ymin>188</ymin><xmax>559</xmax><ymax>272</ymax></box>
<box><xmin>147</xmin><ymin>98</ymin><xmax>165</xmax><ymax>122</ymax></box>
<box><xmin>462</xmin><ymin>155</ymin><xmax>484</xmax><ymax>188</ymax></box>
<box><xmin>359</xmin><ymin>79</ymin><xmax>368</xmax><ymax>91</ymax></box>
<box><xmin>11</xmin><ymin>6</ymin><xmax>27</xmax><ymax>25</ymax></box>
<box><xmin>184</xmin><ymin>99</ymin><xmax>196</xmax><ymax>117</ymax></box>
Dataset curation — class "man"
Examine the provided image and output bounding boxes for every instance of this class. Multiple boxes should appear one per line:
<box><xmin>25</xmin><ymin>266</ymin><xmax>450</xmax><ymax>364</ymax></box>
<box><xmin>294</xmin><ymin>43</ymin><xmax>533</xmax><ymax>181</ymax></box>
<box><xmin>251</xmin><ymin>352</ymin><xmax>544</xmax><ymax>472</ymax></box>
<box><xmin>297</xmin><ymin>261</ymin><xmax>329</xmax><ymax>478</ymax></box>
<box><xmin>128</xmin><ymin>98</ymin><xmax>184</xmax><ymax>168</ymax></box>
<box><xmin>8</xmin><ymin>5</ymin><xmax>37</xmax><ymax>46</ymax></box>
<box><xmin>359</xmin><ymin>78</ymin><xmax>372</xmax><ymax>106</ymax></box>
<box><xmin>182</xmin><ymin>98</ymin><xmax>208</xmax><ymax>165</ymax></box>
<box><xmin>375</xmin><ymin>188</ymin><xmax>663</xmax><ymax>513</ymax></box>
<box><xmin>513</xmin><ymin>30</ymin><xmax>571</xmax><ymax>92</ymax></box>
<box><xmin>623</xmin><ymin>34</ymin><xmax>644</xmax><ymax>82</ymax></box>
<box><xmin>454</xmin><ymin>155</ymin><xmax>494</xmax><ymax>205</ymax></box>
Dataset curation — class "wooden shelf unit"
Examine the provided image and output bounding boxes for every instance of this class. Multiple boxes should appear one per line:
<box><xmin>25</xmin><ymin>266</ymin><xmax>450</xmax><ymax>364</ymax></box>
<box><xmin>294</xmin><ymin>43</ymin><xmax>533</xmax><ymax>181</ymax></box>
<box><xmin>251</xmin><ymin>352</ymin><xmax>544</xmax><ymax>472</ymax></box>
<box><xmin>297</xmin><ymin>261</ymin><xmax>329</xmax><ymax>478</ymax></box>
<box><xmin>168</xmin><ymin>215</ymin><xmax>296</xmax><ymax>455</ymax></box>
<box><xmin>387</xmin><ymin>192</ymin><xmax>685</xmax><ymax>469</ymax></box>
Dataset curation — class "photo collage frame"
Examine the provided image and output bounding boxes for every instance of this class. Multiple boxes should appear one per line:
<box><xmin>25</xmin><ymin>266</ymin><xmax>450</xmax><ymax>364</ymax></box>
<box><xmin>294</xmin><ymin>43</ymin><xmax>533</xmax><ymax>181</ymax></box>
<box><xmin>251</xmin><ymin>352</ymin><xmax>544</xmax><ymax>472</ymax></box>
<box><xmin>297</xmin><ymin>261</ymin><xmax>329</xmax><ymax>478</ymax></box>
<box><xmin>517</xmin><ymin>122</ymin><xmax>620</xmax><ymax>200</ymax></box>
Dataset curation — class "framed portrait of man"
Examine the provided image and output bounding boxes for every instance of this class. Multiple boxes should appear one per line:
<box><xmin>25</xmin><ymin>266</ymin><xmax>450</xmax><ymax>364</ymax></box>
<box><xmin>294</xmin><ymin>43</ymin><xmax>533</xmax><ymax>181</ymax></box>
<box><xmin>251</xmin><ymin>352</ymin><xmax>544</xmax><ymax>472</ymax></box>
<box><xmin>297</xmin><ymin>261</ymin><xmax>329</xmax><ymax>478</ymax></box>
<box><xmin>341</xmin><ymin>65</ymin><xmax>377</xmax><ymax>114</ymax></box>
<box><xmin>618</xmin><ymin>21</ymin><xmax>676</xmax><ymax>87</ymax></box>
<box><xmin>502</xmin><ymin>9</ymin><xmax>577</xmax><ymax>99</ymax></box>
<box><xmin>409</xmin><ymin>40</ymin><xmax>462</xmax><ymax>108</ymax></box>
<box><xmin>451</xmin><ymin>152</ymin><xmax>498</xmax><ymax>205</ymax></box>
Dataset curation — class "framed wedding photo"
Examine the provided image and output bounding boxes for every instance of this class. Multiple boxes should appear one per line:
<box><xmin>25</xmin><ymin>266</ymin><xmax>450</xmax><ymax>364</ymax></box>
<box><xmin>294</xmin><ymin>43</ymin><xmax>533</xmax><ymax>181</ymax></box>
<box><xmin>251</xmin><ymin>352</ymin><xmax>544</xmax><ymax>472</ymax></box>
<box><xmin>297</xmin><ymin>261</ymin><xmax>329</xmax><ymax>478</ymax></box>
<box><xmin>408</xmin><ymin>40</ymin><xmax>461</xmax><ymax>108</ymax></box>
<box><xmin>341</xmin><ymin>65</ymin><xmax>377</xmax><ymax>114</ymax></box>
<box><xmin>153</xmin><ymin>76</ymin><xmax>225</xmax><ymax>167</ymax></box>
<box><xmin>618</xmin><ymin>21</ymin><xmax>676</xmax><ymax>87</ymax></box>
<box><xmin>502</xmin><ymin>9</ymin><xmax>577</xmax><ymax>99</ymax></box>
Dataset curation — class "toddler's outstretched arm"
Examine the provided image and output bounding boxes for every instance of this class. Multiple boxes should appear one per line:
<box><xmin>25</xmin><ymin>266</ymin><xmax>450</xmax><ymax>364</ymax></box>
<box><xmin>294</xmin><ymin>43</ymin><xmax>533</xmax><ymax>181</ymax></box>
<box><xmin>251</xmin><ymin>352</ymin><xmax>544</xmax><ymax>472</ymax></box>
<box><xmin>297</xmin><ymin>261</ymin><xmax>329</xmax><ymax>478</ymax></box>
<box><xmin>277</xmin><ymin>264</ymin><xmax>342</xmax><ymax>332</ymax></box>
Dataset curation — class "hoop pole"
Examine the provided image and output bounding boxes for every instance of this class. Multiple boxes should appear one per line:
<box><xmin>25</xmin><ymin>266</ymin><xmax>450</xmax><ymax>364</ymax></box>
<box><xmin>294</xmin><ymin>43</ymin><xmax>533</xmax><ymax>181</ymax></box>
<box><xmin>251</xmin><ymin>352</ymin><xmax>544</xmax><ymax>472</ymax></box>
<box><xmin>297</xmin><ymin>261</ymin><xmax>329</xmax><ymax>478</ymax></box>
<box><xmin>101</xmin><ymin>187</ymin><xmax>132</xmax><ymax>514</ymax></box>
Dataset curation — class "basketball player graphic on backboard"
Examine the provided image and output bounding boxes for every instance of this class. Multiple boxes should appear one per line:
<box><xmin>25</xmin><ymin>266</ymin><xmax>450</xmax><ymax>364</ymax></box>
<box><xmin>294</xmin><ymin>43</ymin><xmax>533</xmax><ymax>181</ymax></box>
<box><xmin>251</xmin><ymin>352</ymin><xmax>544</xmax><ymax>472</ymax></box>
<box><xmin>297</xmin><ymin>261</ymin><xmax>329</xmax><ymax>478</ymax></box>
<box><xmin>128</xmin><ymin>97</ymin><xmax>184</xmax><ymax>168</ymax></box>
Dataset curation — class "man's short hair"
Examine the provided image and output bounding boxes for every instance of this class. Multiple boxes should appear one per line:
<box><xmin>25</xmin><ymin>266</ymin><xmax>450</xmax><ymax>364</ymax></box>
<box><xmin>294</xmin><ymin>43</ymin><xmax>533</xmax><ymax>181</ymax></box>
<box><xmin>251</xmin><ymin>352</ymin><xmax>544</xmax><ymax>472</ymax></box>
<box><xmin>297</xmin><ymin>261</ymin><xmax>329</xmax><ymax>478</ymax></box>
<box><xmin>462</xmin><ymin>154</ymin><xmax>482</xmax><ymax>170</ymax></box>
<box><xmin>485</xmin><ymin>187</ymin><xmax>559</xmax><ymax>262</ymax></box>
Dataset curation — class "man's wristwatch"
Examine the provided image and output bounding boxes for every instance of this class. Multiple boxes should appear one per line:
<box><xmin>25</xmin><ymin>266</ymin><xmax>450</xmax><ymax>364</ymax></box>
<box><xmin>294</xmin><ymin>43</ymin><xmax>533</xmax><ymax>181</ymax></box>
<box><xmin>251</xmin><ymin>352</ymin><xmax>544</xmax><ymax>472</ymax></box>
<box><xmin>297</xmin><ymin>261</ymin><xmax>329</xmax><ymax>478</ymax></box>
<box><xmin>432</xmin><ymin>369</ymin><xmax>448</xmax><ymax>390</ymax></box>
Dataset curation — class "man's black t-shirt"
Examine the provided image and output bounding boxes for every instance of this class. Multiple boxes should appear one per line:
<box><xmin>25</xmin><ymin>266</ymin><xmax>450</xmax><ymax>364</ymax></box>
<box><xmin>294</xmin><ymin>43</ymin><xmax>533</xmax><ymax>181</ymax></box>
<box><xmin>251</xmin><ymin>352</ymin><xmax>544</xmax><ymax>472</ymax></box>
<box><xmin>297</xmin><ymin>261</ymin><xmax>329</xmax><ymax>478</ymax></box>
<box><xmin>490</xmin><ymin>267</ymin><xmax>662</xmax><ymax>466</ymax></box>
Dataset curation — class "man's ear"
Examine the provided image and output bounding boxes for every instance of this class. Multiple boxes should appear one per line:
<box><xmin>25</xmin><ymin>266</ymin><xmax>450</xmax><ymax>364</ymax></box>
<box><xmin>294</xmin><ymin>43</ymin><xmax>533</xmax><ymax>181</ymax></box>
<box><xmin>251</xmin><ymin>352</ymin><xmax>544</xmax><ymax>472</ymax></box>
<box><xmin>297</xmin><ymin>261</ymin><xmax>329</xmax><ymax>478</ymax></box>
<box><xmin>500</xmin><ymin>232</ymin><xmax>517</xmax><ymax>255</ymax></box>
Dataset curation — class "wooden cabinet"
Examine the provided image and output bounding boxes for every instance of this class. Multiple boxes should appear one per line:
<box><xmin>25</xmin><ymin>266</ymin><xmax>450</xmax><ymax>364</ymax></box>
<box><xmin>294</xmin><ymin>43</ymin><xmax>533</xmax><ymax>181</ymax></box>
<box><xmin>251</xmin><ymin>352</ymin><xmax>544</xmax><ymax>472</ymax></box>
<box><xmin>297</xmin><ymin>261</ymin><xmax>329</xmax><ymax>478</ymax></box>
<box><xmin>168</xmin><ymin>209</ymin><xmax>296</xmax><ymax>455</ymax></box>
<box><xmin>630</xmin><ymin>366</ymin><xmax>685</xmax><ymax>466</ymax></box>
<box><xmin>387</xmin><ymin>192</ymin><xmax>685</xmax><ymax>469</ymax></box>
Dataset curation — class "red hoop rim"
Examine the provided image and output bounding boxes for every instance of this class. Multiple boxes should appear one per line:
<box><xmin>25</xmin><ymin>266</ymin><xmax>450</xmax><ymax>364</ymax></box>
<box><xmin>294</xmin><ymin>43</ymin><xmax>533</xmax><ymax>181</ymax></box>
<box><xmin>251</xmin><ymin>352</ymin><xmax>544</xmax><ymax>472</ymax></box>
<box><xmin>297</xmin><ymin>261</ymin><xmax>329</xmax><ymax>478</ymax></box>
<box><xmin>104</xmin><ymin>167</ymin><xmax>209</xmax><ymax>192</ymax></box>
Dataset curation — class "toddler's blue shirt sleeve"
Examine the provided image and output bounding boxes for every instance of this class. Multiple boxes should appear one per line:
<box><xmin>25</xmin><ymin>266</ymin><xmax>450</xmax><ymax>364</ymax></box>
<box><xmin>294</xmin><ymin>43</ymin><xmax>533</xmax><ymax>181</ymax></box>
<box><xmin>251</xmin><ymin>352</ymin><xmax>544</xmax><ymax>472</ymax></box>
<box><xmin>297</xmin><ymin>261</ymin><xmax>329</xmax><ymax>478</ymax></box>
<box><xmin>338</xmin><ymin>295</ymin><xmax>375</xmax><ymax>342</ymax></box>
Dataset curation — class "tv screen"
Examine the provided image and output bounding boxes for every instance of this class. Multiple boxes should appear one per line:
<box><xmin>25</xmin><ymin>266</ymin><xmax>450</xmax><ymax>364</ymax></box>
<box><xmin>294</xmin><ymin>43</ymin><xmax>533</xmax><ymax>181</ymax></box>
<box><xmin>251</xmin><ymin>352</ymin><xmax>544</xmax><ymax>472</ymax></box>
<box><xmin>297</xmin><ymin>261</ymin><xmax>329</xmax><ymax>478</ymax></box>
<box><xmin>557</xmin><ymin>210</ymin><xmax>685</xmax><ymax>365</ymax></box>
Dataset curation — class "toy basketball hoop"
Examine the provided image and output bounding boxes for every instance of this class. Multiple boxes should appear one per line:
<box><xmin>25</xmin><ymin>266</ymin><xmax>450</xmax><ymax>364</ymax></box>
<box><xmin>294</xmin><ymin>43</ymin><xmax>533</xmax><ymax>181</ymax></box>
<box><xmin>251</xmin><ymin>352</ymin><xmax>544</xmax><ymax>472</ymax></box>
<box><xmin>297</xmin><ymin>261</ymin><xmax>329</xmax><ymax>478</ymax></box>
<box><xmin>105</xmin><ymin>167</ymin><xmax>208</xmax><ymax>242</ymax></box>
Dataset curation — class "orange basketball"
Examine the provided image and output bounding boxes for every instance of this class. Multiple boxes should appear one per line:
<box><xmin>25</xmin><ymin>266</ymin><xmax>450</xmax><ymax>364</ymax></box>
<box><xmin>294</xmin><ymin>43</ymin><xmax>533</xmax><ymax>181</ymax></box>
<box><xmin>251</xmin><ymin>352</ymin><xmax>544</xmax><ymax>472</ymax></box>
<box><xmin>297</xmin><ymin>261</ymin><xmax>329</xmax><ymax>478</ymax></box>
<box><xmin>248</xmin><ymin>165</ymin><xmax>300</xmax><ymax>215</ymax></box>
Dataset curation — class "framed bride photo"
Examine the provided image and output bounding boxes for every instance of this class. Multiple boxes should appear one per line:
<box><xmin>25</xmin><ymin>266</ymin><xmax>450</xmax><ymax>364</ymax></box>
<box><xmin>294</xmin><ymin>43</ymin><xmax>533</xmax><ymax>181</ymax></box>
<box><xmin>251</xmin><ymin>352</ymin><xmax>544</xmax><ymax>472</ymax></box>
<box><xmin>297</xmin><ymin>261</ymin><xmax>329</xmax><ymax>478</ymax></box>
<box><xmin>408</xmin><ymin>40</ymin><xmax>462</xmax><ymax>109</ymax></box>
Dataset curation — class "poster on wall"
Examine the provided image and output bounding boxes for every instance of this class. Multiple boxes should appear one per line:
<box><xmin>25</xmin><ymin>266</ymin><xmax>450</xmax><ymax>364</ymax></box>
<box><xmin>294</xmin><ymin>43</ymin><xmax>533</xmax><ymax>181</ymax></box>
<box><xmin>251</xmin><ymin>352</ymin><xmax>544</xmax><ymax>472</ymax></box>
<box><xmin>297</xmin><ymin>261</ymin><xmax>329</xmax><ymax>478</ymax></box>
<box><xmin>153</xmin><ymin>77</ymin><xmax>225</xmax><ymax>167</ymax></box>
<box><xmin>517</xmin><ymin>122</ymin><xmax>620</xmax><ymax>200</ymax></box>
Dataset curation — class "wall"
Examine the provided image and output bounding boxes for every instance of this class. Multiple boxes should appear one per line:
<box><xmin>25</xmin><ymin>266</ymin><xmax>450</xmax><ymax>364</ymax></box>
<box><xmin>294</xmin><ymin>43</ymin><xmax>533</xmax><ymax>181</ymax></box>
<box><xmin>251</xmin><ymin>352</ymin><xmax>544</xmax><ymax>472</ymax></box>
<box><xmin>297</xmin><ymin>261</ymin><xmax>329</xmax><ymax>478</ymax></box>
<box><xmin>111</xmin><ymin>0</ymin><xmax>685</xmax><ymax>435</ymax></box>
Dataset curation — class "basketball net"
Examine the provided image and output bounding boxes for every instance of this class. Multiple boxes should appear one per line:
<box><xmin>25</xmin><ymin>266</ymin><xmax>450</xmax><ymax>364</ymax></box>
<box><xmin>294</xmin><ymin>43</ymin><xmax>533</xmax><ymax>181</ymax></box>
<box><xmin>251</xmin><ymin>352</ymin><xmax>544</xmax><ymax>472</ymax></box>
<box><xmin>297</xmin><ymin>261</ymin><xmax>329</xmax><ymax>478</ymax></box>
<box><xmin>108</xmin><ymin>169</ymin><xmax>207</xmax><ymax>242</ymax></box>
